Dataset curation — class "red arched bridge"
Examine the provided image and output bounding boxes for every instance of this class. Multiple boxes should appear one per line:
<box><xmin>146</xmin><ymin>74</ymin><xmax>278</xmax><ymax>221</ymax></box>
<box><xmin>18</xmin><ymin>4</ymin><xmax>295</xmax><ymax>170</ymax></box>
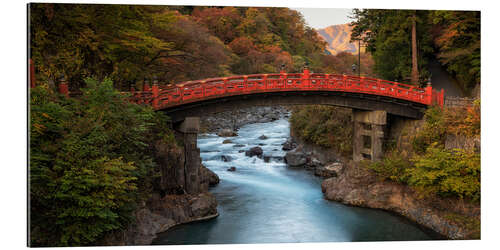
<box><xmin>127</xmin><ymin>69</ymin><xmax>444</xmax><ymax>121</ymax></box>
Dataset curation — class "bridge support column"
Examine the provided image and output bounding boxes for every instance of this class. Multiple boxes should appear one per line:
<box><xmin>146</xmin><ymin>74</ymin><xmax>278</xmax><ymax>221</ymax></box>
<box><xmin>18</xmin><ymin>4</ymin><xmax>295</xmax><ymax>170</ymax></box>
<box><xmin>352</xmin><ymin>110</ymin><xmax>387</xmax><ymax>162</ymax></box>
<box><xmin>174</xmin><ymin>117</ymin><xmax>201</xmax><ymax>195</ymax></box>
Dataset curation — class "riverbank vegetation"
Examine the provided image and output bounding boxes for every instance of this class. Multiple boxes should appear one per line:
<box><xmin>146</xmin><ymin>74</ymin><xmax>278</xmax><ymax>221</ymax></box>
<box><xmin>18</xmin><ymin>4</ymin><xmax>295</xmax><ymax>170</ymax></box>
<box><xmin>29</xmin><ymin>79</ymin><xmax>178</xmax><ymax>246</ymax></box>
<box><xmin>290</xmin><ymin>106</ymin><xmax>353</xmax><ymax>157</ymax></box>
<box><xmin>367</xmin><ymin>102</ymin><xmax>481</xmax><ymax>202</ymax></box>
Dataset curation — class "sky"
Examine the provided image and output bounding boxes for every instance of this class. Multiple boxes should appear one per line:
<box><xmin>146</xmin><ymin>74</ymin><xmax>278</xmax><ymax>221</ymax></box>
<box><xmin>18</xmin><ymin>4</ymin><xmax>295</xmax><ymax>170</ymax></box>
<box><xmin>292</xmin><ymin>8</ymin><xmax>354</xmax><ymax>29</ymax></box>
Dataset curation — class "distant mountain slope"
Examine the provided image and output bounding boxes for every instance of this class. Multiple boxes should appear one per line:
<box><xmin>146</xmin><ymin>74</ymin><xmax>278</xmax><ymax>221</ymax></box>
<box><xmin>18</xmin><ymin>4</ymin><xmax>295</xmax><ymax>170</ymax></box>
<box><xmin>317</xmin><ymin>24</ymin><xmax>359</xmax><ymax>55</ymax></box>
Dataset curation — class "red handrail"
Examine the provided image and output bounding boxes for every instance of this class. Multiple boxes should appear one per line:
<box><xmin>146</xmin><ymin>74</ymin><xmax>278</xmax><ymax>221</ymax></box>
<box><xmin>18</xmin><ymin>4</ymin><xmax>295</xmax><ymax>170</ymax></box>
<box><xmin>129</xmin><ymin>70</ymin><xmax>444</xmax><ymax>110</ymax></box>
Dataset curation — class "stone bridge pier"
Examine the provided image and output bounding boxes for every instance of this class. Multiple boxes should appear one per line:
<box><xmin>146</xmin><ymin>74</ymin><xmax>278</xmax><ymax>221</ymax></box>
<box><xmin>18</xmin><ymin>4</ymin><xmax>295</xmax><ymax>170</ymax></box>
<box><xmin>173</xmin><ymin>117</ymin><xmax>201</xmax><ymax>195</ymax></box>
<box><xmin>352</xmin><ymin>110</ymin><xmax>387</xmax><ymax>162</ymax></box>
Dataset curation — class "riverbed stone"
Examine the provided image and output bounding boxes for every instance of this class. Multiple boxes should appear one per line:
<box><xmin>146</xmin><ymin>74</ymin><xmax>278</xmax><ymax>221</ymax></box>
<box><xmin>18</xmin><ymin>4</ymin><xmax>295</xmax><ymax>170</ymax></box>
<box><xmin>284</xmin><ymin>148</ymin><xmax>307</xmax><ymax>167</ymax></box>
<box><xmin>282</xmin><ymin>139</ymin><xmax>297</xmax><ymax>151</ymax></box>
<box><xmin>217</xmin><ymin>129</ymin><xmax>238</xmax><ymax>137</ymax></box>
<box><xmin>245</xmin><ymin>146</ymin><xmax>263</xmax><ymax>158</ymax></box>
<box><xmin>258</xmin><ymin>134</ymin><xmax>268</xmax><ymax>140</ymax></box>
<box><xmin>221</xmin><ymin>155</ymin><xmax>232</xmax><ymax>162</ymax></box>
<box><xmin>222</xmin><ymin>139</ymin><xmax>233</xmax><ymax>144</ymax></box>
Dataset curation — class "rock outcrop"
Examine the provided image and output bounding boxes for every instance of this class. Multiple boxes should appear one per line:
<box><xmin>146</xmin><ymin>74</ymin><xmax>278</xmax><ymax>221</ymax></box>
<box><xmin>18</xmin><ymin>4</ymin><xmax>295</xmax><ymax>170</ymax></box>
<box><xmin>103</xmin><ymin>192</ymin><xmax>219</xmax><ymax>245</ymax></box>
<box><xmin>102</xmin><ymin>139</ymin><xmax>221</xmax><ymax>246</ymax></box>
<box><xmin>321</xmin><ymin>162</ymin><xmax>480</xmax><ymax>240</ymax></box>
<box><xmin>314</xmin><ymin>162</ymin><xmax>344</xmax><ymax>178</ymax></box>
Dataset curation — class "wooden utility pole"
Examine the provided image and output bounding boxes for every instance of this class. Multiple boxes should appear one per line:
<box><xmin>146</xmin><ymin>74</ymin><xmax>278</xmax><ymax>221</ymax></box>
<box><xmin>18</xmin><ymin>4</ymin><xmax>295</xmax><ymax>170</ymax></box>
<box><xmin>411</xmin><ymin>12</ymin><xmax>419</xmax><ymax>85</ymax></box>
<box><xmin>358</xmin><ymin>39</ymin><xmax>361</xmax><ymax>77</ymax></box>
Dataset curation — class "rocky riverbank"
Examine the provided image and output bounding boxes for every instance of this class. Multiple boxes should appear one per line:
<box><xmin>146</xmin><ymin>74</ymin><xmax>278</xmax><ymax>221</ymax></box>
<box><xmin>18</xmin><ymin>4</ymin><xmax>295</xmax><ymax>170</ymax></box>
<box><xmin>321</xmin><ymin>161</ymin><xmax>480</xmax><ymax>239</ymax></box>
<box><xmin>200</xmin><ymin>106</ymin><xmax>289</xmax><ymax>133</ymax></box>
<box><xmin>287</xmin><ymin>118</ymin><xmax>480</xmax><ymax>240</ymax></box>
<box><xmin>101</xmin><ymin>165</ymin><xmax>220</xmax><ymax>245</ymax></box>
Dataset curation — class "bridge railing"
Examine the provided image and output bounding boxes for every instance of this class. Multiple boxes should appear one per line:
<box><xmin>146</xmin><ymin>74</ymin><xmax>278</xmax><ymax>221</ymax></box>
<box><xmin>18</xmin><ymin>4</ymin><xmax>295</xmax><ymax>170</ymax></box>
<box><xmin>127</xmin><ymin>69</ymin><xmax>444</xmax><ymax>110</ymax></box>
<box><xmin>29</xmin><ymin>59</ymin><xmax>444</xmax><ymax>109</ymax></box>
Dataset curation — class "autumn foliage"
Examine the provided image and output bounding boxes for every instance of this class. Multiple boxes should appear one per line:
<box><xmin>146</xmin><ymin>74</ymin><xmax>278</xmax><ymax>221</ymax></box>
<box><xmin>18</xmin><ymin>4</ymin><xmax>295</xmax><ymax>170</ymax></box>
<box><xmin>30</xmin><ymin>4</ymin><xmax>329</xmax><ymax>91</ymax></box>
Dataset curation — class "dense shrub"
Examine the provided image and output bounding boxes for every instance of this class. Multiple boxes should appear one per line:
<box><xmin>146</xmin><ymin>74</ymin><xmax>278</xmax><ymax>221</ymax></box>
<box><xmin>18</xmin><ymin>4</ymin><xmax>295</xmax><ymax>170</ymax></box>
<box><xmin>408</xmin><ymin>143</ymin><xmax>480</xmax><ymax>201</ymax></box>
<box><xmin>411</xmin><ymin>105</ymin><xmax>446</xmax><ymax>153</ymax></box>
<box><xmin>412</xmin><ymin>102</ymin><xmax>480</xmax><ymax>153</ymax></box>
<box><xmin>290</xmin><ymin>105</ymin><xmax>352</xmax><ymax>156</ymax></box>
<box><xmin>29</xmin><ymin>79</ymin><xmax>175</xmax><ymax>246</ymax></box>
<box><xmin>368</xmin><ymin>103</ymin><xmax>481</xmax><ymax>201</ymax></box>
<box><xmin>443</xmin><ymin>100</ymin><xmax>481</xmax><ymax>137</ymax></box>
<box><xmin>365</xmin><ymin>151</ymin><xmax>412</xmax><ymax>183</ymax></box>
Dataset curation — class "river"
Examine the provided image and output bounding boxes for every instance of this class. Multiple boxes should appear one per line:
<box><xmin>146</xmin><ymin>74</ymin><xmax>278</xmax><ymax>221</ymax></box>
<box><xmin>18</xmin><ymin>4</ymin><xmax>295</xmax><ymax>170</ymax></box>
<box><xmin>153</xmin><ymin>118</ymin><xmax>439</xmax><ymax>245</ymax></box>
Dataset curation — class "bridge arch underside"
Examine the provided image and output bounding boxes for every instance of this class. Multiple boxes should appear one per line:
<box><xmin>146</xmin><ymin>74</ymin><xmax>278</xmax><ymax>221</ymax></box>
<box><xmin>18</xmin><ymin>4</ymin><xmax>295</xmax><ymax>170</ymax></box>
<box><xmin>161</xmin><ymin>91</ymin><xmax>427</xmax><ymax>123</ymax></box>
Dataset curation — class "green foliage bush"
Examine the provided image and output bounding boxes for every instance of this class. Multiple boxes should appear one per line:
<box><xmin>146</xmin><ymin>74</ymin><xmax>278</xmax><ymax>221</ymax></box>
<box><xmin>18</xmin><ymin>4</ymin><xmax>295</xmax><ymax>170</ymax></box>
<box><xmin>30</xmin><ymin>79</ymin><xmax>175</xmax><ymax>246</ymax></box>
<box><xmin>290</xmin><ymin>105</ymin><xmax>352</xmax><ymax>156</ymax></box>
<box><xmin>365</xmin><ymin>151</ymin><xmax>412</xmax><ymax>183</ymax></box>
<box><xmin>367</xmin><ymin>105</ymin><xmax>481</xmax><ymax>202</ymax></box>
<box><xmin>408</xmin><ymin>143</ymin><xmax>480</xmax><ymax>201</ymax></box>
<box><xmin>412</xmin><ymin>105</ymin><xmax>446</xmax><ymax>153</ymax></box>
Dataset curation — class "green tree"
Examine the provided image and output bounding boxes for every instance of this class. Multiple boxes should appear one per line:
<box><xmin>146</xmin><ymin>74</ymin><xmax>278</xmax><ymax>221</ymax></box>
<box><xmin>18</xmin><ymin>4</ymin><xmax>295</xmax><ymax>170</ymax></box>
<box><xmin>29</xmin><ymin>79</ymin><xmax>173</xmax><ymax>246</ymax></box>
<box><xmin>408</xmin><ymin>143</ymin><xmax>480</xmax><ymax>201</ymax></box>
<box><xmin>430</xmin><ymin>10</ymin><xmax>480</xmax><ymax>92</ymax></box>
<box><xmin>351</xmin><ymin>9</ymin><xmax>433</xmax><ymax>84</ymax></box>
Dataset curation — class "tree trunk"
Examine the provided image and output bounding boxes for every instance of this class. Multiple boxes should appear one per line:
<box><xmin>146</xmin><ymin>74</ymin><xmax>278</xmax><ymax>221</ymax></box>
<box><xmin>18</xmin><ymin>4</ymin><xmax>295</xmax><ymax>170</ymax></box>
<box><xmin>411</xmin><ymin>12</ymin><xmax>419</xmax><ymax>85</ymax></box>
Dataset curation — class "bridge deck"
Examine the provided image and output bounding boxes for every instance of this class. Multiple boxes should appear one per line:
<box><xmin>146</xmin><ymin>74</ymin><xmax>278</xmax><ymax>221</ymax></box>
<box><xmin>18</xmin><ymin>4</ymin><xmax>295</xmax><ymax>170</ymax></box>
<box><xmin>130</xmin><ymin>70</ymin><xmax>444</xmax><ymax>112</ymax></box>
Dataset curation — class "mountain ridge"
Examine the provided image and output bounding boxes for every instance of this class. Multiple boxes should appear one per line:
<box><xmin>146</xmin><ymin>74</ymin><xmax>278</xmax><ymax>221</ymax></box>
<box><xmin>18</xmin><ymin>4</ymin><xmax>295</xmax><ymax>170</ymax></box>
<box><xmin>316</xmin><ymin>23</ymin><xmax>359</xmax><ymax>55</ymax></box>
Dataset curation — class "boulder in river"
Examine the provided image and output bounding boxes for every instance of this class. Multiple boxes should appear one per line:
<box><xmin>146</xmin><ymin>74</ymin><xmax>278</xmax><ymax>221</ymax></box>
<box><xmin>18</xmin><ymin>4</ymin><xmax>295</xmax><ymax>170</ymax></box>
<box><xmin>217</xmin><ymin>129</ymin><xmax>238</xmax><ymax>137</ymax></box>
<box><xmin>258</xmin><ymin>135</ymin><xmax>268</xmax><ymax>140</ymax></box>
<box><xmin>221</xmin><ymin>155</ymin><xmax>232</xmax><ymax>162</ymax></box>
<box><xmin>282</xmin><ymin>139</ymin><xmax>297</xmax><ymax>151</ymax></box>
<box><xmin>227</xmin><ymin>166</ymin><xmax>237</xmax><ymax>172</ymax></box>
<box><xmin>263</xmin><ymin>155</ymin><xmax>271</xmax><ymax>163</ymax></box>
<box><xmin>222</xmin><ymin>139</ymin><xmax>233</xmax><ymax>144</ymax></box>
<box><xmin>284</xmin><ymin>148</ymin><xmax>307</xmax><ymax>167</ymax></box>
<box><xmin>233</xmin><ymin>144</ymin><xmax>245</xmax><ymax>148</ymax></box>
<box><xmin>245</xmin><ymin>146</ymin><xmax>263</xmax><ymax>158</ymax></box>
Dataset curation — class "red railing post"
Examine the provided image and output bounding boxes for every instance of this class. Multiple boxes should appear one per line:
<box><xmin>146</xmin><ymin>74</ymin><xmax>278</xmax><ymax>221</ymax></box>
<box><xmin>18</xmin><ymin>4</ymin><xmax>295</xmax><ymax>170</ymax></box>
<box><xmin>143</xmin><ymin>79</ymin><xmax>150</xmax><ymax>92</ymax></box>
<box><xmin>302</xmin><ymin>67</ymin><xmax>310</xmax><ymax>89</ymax></box>
<box><xmin>243</xmin><ymin>75</ymin><xmax>248</xmax><ymax>91</ymax></box>
<box><xmin>29</xmin><ymin>59</ymin><xmax>36</xmax><ymax>88</ymax></box>
<box><xmin>425</xmin><ymin>80</ymin><xmax>433</xmax><ymax>105</ymax></box>
<box><xmin>440</xmin><ymin>89</ymin><xmax>444</xmax><ymax>107</ymax></box>
<box><xmin>152</xmin><ymin>83</ymin><xmax>159</xmax><ymax>109</ymax></box>
<box><xmin>342</xmin><ymin>74</ymin><xmax>347</xmax><ymax>90</ymax></box>
<box><xmin>58</xmin><ymin>74</ymin><xmax>69</xmax><ymax>98</ymax></box>
<box><xmin>262</xmin><ymin>74</ymin><xmax>268</xmax><ymax>89</ymax></box>
<box><xmin>223</xmin><ymin>78</ymin><xmax>228</xmax><ymax>93</ymax></box>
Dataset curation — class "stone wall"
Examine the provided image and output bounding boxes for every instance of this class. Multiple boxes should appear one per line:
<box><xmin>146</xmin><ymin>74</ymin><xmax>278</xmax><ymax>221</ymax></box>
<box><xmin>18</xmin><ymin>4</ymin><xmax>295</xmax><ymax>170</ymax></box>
<box><xmin>386</xmin><ymin>116</ymin><xmax>425</xmax><ymax>155</ymax></box>
<box><xmin>444</xmin><ymin>96</ymin><xmax>476</xmax><ymax>108</ymax></box>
